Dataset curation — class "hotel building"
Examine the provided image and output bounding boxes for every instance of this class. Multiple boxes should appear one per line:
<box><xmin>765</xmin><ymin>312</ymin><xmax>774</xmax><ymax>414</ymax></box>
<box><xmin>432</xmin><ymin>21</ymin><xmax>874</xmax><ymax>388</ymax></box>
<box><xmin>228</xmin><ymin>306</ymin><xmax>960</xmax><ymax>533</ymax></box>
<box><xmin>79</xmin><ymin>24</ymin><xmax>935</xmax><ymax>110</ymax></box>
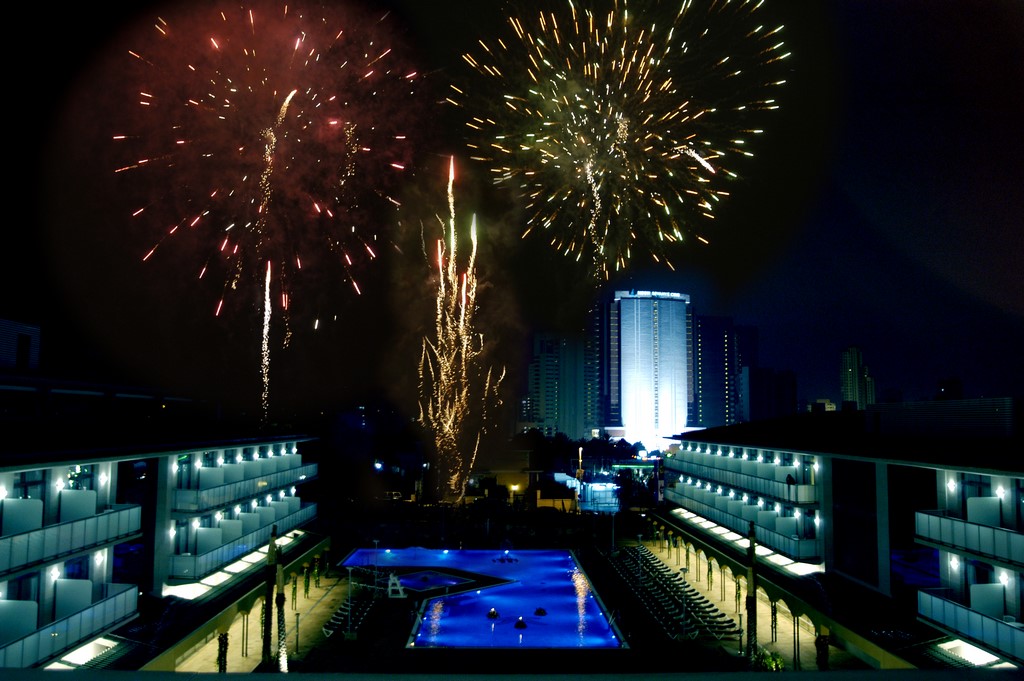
<box><xmin>0</xmin><ymin>373</ymin><xmax>323</xmax><ymax>670</ymax></box>
<box><xmin>608</xmin><ymin>290</ymin><xmax>693</xmax><ymax>450</ymax></box>
<box><xmin>658</xmin><ymin>399</ymin><xmax>1021</xmax><ymax>670</ymax></box>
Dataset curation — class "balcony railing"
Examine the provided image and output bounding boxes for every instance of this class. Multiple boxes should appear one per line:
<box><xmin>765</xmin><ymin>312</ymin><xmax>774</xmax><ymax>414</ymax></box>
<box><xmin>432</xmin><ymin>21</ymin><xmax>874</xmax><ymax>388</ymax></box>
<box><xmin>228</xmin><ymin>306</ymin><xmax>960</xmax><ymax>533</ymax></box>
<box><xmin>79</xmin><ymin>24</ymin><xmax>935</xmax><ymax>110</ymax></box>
<box><xmin>915</xmin><ymin>510</ymin><xmax>1024</xmax><ymax>570</ymax></box>
<box><xmin>919</xmin><ymin>588</ymin><xmax>1024</xmax><ymax>664</ymax></box>
<box><xmin>664</xmin><ymin>456</ymin><xmax>816</xmax><ymax>504</ymax></box>
<box><xmin>169</xmin><ymin>503</ymin><xmax>316</xmax><ymax>579</ymax></box>
<box><xmin>0</xmin><ymin>582</ymin><xmax>138</xmax><ymax>669</ymax></box>
<box><xmin>0</xmin><ymin>504</ymin><xmax>142</xmax><ymax>579</ymax></box>
<box><xmin>172</xmin><ymin>463</ymin><xmax>318</xmax><ymax>512</ymax></box>
<box><xmin>664</xmin><ymin>487</ymin><xmax>820</xmax><ymax>561</ymax></box>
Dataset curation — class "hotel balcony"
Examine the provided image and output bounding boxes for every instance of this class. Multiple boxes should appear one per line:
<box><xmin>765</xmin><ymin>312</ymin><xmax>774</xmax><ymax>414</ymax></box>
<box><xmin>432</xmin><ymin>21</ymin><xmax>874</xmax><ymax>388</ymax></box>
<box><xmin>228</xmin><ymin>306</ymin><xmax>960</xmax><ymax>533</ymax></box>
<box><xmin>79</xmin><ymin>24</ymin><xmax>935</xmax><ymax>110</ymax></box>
<box><xmin>173</xmin><ymin>460</ymin><xmax>317</xmax><ymax>513</ymax></box>
<box><xmin>169</xmin><ymin>502</ymin><xmax>316</xmax><ymax>580</ymax></box>
<box><xmin>915</xmin><ymin>510</ymin><xmax>1024</xmax><ymax>570</ymax></box>
<box><xmin>0</xmin><ymin>582</ymin><xmax>138</xmax><ymax>669</ymax></box>
<box><xmin>919</xmin><ymin>588</ymin><xmax>1024</xmax><ymax>665</ymax></box>
<box><xmin>0</xmin><ymin>504</ymin><xmax>143</xmax><ymax>580</ymax></box>
<box><xmin>664</xmin><ymin>452</ymin><xmax>816</xmax><ymax>504</ymax></box>
<box><xmin>172</xmin><ymin>462</ymin><xmax>317</xmax><ymax>509</ymax></box>
<box><xmin>664</xmin><ymin>485</ymin><xmax>821</xmax><ymax>561</ymax></box>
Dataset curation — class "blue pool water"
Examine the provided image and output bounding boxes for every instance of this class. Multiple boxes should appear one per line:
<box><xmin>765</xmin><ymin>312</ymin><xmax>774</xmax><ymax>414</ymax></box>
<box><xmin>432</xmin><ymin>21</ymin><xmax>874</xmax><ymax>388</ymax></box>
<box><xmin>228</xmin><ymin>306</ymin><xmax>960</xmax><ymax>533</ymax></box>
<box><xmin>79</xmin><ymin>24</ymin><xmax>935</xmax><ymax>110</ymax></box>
<box><xmin>341</xmin><ymin>547</ymin><xmax>625</xmax><ymax>649</ymax></box>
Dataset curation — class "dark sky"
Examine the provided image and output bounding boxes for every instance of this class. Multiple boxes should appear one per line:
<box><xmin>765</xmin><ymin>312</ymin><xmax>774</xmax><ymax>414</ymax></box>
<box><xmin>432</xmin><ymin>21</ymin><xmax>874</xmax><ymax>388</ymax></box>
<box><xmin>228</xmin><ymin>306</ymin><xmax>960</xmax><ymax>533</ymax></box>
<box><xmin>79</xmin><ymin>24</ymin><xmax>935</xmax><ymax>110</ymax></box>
<box><xmin>12</xmin><ymin>0</ymin><xmax>1024</xmax><ymax>419</ymax></box>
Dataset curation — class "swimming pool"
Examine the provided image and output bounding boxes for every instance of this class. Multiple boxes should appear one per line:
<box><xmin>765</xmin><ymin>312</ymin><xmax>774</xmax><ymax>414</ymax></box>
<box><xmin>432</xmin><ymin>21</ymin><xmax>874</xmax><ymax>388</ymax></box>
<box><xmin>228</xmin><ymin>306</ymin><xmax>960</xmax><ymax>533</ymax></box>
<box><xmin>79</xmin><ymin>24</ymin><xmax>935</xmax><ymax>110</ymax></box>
<box><xmin>341</xmin><ymin>547</ymin><xmax>626</xmax><ymax>649</ymax></box>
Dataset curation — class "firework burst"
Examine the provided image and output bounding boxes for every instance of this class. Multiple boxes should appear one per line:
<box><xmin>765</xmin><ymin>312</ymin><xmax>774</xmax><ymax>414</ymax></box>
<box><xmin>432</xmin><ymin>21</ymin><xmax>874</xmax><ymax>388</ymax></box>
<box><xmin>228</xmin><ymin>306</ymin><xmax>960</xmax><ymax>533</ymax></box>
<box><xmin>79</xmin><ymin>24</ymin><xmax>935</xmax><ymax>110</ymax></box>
<box><xmin>418</xmin><ymin>158</ymin><xmax>506</xmax><ymax>503</ymax></box>
<box><xmin>450</xmin><ymin>0</ymin><xmax>790</xmax><ymax>279</ymax></box>
<box><xmin>111</xmin><ymin>0</ymin><xmax>421</xmax><ymax>415</ymax></box>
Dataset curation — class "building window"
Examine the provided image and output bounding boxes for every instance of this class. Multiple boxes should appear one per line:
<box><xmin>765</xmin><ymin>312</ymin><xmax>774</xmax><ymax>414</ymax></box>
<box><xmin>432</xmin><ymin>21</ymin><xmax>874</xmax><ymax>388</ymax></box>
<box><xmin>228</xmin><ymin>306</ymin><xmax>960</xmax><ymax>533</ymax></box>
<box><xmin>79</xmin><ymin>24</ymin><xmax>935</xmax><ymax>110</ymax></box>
<box><xmin>63</xmin><ymin>555</ymin><xmax>89</xmax><ymax>580</ymax></box>
<box><xmin>13</xmin><ymin>470</ymin><xmax>44</xmax><ymax>499</ymax></box>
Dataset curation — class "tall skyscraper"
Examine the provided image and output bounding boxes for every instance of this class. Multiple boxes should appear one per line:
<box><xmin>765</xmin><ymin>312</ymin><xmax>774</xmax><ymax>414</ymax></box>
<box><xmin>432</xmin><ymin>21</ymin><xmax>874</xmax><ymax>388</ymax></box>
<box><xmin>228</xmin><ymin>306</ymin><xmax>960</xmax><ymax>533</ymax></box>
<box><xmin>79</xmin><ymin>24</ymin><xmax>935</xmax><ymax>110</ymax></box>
<box><xmin>840</xmin><ymin>345</ymin><xmax>875</xmax><ymax>410</ymax></box>
<box><xmin>608</xmin><ymin>290</ymin><xmax>692</xmax><ymax>450</ymax></box>
<box><xmin>517</xmin><ymin>332</ymin><xmax>586</xmax><ymax>439</ymax></box>
<box><xmin>693</xmin><ymin>315</ymin><xmax>759</xmax><ymax>428</ymax></box>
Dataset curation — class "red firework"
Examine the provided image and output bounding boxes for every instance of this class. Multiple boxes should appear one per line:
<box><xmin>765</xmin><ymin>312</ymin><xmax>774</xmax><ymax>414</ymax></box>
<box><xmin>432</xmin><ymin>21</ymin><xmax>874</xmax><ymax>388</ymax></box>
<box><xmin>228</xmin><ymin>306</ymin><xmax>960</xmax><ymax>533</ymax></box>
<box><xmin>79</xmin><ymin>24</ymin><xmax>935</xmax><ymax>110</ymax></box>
<box><xmin>112</xmin><ymin>0</ymin><xmax>422</xmax><ymax>326</ymax></box>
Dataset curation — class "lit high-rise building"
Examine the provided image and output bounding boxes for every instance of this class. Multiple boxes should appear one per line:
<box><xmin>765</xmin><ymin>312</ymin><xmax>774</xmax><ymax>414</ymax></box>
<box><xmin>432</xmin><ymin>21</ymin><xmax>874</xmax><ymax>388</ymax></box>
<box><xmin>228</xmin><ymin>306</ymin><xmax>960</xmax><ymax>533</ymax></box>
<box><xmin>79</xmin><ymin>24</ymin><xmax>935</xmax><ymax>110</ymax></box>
<box><xmin>608</xmin><ymin>290</ymin><xmax>693</xmax><ymax>450</ymax></box>
<box><xmin>693</xmin><ymin>315</ymin><xmax>759</xmax><ymax>428</ymax></box>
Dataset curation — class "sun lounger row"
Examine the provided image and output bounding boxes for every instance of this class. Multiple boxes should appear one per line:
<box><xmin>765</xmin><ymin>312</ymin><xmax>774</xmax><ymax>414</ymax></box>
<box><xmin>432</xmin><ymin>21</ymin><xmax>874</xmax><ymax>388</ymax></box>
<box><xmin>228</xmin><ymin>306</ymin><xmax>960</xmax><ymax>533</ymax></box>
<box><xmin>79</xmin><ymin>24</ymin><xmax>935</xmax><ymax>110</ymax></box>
<box><xmin>609</xmin><ymin>546</ymin><xmax>741</xmax><ymax>641</ymax></box>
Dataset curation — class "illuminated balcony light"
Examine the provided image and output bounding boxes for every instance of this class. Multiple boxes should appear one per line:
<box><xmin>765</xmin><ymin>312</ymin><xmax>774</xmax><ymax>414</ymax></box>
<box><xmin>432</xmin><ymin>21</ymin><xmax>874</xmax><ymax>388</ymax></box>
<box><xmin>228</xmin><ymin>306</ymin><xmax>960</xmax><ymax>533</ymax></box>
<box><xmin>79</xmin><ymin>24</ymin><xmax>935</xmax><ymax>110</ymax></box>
<box><xmin>290</xmin><ymin>486</ymin><xmax>296</xmax><ymax>496</ymax></box>
<box><xmin>949</xmin><ymin>555</ymin><xmax>959</xmax><ymax>571</ymax></box>
<box><xmin>686</xmin><ymin>477</ymin><xmax>692</xmax><ymax>485</ymax></box>
<box><xmin>280</xmin><ymin>447</ymin><xmax>286</xmax><ymax>456</ymax></box>
<box><xmin>716</xmin><ymin>486</ymin><xmax>723</xmax><ymax>495</ymax></box>
<box><xmin>217</xmin><ymin>457</ymin><xmax>224</xmax><ymax>466</ymax></box>
<box><xmin>814</xmin><ymin>516</ymin><xmax>821</xmax><ymax>528</ymax></box>
<box><xmin>291</xmin><ymin>446</ymin><xmax>298</xmax><ymax>454</ymax></box>
<box><xmin>774</xmin><ymin>503</ymin><xmax>781</xmax><ymax>513</ymax></box>
<box><xmin>705</xmin><ymin>483</ymin><xmax>712</xmax><ymax>491</ymax></box>
<box><xmin>169</xmin><ymin>527</ymin><xmax>177</xmax><ymax>539</ymax></box>
<box><xmin>794</xmin><ymin>509</ymin><xmax>801</xmax><ymax>518</ymax></box>
<box><xmin>717</xmin><ymin>448</ymin><xmax>723</xmax><ymax>456</ymax></box>
<box><xmin>215</xmin><ymin>511</ymin><xmax>223</xmax><ymax>522</ymax></box>
<box><xmin>1000</xmin><ymin>572</ymin><xmax>1010</xmax><ymax>586</ymax></box>
<box><xmin>99</xmin><ymin>472</ymin><xmax>108</xmax><ymax>487</ymax></box>
<box><xmin>996</xmin><ymin>486</ymin><xmax>1005</xmax><ymax>500</ymax></box>
<box><xmin>0</xmin><ymin>485</ymin><xmax>7</xmax><ymax>500</ymax></box>
<box><xmin>774</xmin><ymin>457</ymin><xmax>781</xmax><ymax>466</ymax></box>
<box><xmin>50</xmin><ymin>566</ymin><xmax>60</xmax><ymax>582</ymax></box>
<box><xmin>757</xmin><ymin>498</ymin><xmax>764</xmax><ymax>508</ymax></box>
<box><xmin>757</xmin><ymin>455</ymin><xmax>763</xmax><ymax>463</ymax></box>
<box><xmin>265</xmin><ymin>494</ymin><xmax>272</xmax><ymax>504</ymax></box>
<box><xmin>812</xmin><ymin>462</ymin><xmax>819</xmax><ymax>472</ymax></box>
<box><xmin>742</xmin><ymin>494</ymin><xmax>748</xmax><ymax>503</ymax></box>
<box><xmin>251</xmin><ymin>499</ymin><xmax>258</xmax><ymax>509</ymax></box>
<box><xmin>94</xmin><ymin>551</ymin><xmax>104</xmax><ymax>566</ymax></box>
<box><xmin>192</xmin><ymin>519</ymin><xmax>200</xmax><ymax>530</ymax></box>
<box><xmin>55</xmin><ymin>478</ymin><xmax>66</xmax><ymax>491</ymax></box>
<box><xmin>947</xmin><ymin>479</ymin><xmax>956</xmax><ymax>493</ymax></box>
<box><xmin>279</xmin><ymin>490</ymin><xmax>286</xmax><ymax>499</ymax></box>
<box><xmin>742</xmin><ymin>453</ymin><xmax>748</xmax><ymax>460</ymax></box>
<box><xmin>236</xmin><ymin>454</ymin><xmax>243</xmax><ymax>463</ymax></box>
<box><xmin>194</xmin><ymin>460</ymin><xmax>202</xmax><ymax>469</ymax></box>
<box><xmin>253</xmin><ymin>453</ymin><xmax>259</xmax><ymax>459</ymax></box>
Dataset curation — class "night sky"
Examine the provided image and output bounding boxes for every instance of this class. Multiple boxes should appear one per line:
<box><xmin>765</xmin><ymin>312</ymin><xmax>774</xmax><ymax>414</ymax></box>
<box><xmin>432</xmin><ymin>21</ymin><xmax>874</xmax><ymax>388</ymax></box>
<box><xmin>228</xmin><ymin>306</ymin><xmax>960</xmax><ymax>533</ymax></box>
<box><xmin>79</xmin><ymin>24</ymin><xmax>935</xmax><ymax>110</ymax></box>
<box><xmin>11</xmin><ymin>0</ymin><xmax>1024</xmax><ymax>420</ymax></box>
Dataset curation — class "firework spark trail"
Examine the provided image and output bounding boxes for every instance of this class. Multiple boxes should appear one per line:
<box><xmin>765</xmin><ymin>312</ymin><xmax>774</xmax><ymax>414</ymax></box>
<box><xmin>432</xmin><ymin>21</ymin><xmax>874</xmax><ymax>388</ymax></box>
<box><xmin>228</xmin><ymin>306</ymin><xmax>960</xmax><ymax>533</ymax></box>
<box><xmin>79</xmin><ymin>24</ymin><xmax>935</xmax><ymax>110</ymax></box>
<box><xmin>261</xmin><ymin>260</ymin><xmax>272</xmax><ymax>419</ymax></box>
<box><xmin>452</xmin><ymin>0</ymin><xmax>790</xmax><ymax>279</ymax></box>
<box><xmin>418</xmin><ymin>158</ymin><xmax>505</xmax><ymax>503</ymax></box>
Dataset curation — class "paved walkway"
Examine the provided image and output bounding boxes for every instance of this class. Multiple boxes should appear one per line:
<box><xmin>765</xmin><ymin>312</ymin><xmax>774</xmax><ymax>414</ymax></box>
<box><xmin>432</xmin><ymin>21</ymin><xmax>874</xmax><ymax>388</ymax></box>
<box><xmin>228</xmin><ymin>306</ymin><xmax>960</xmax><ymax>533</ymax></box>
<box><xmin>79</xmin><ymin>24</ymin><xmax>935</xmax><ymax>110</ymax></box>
<box><xmin>176</xmin><ymin>571</ymin><xmax>351</xmax><ymax>673</ymax></box>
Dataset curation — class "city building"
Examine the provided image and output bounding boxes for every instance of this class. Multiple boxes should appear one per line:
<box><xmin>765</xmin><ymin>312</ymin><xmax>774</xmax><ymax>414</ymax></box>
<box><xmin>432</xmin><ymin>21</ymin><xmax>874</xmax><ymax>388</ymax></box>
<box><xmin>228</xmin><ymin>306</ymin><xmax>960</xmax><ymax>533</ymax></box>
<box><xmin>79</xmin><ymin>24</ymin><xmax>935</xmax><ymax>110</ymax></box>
<box><xmin>659</xmin><ymin>398</ymin><xmax>1022</xmax><ymax>670</ymax></box>
<box><xmin>607</xmin><ymin>290</ymin><xmax>693</xmax><ymax>451</ymax></box>
<box><xmin>841</xmin><ymin>346</ymin><xmax>876</xmax><ymax>410</ymax></box>
<box><xmin>693</xmin><ymin>315</ymin><xmax>759</xmax><ymax>428</ymax></box>
<box><xmin>517</xmin><ymin>332</ymin><xmax>586</xmax><ymax>439</ymax></box>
